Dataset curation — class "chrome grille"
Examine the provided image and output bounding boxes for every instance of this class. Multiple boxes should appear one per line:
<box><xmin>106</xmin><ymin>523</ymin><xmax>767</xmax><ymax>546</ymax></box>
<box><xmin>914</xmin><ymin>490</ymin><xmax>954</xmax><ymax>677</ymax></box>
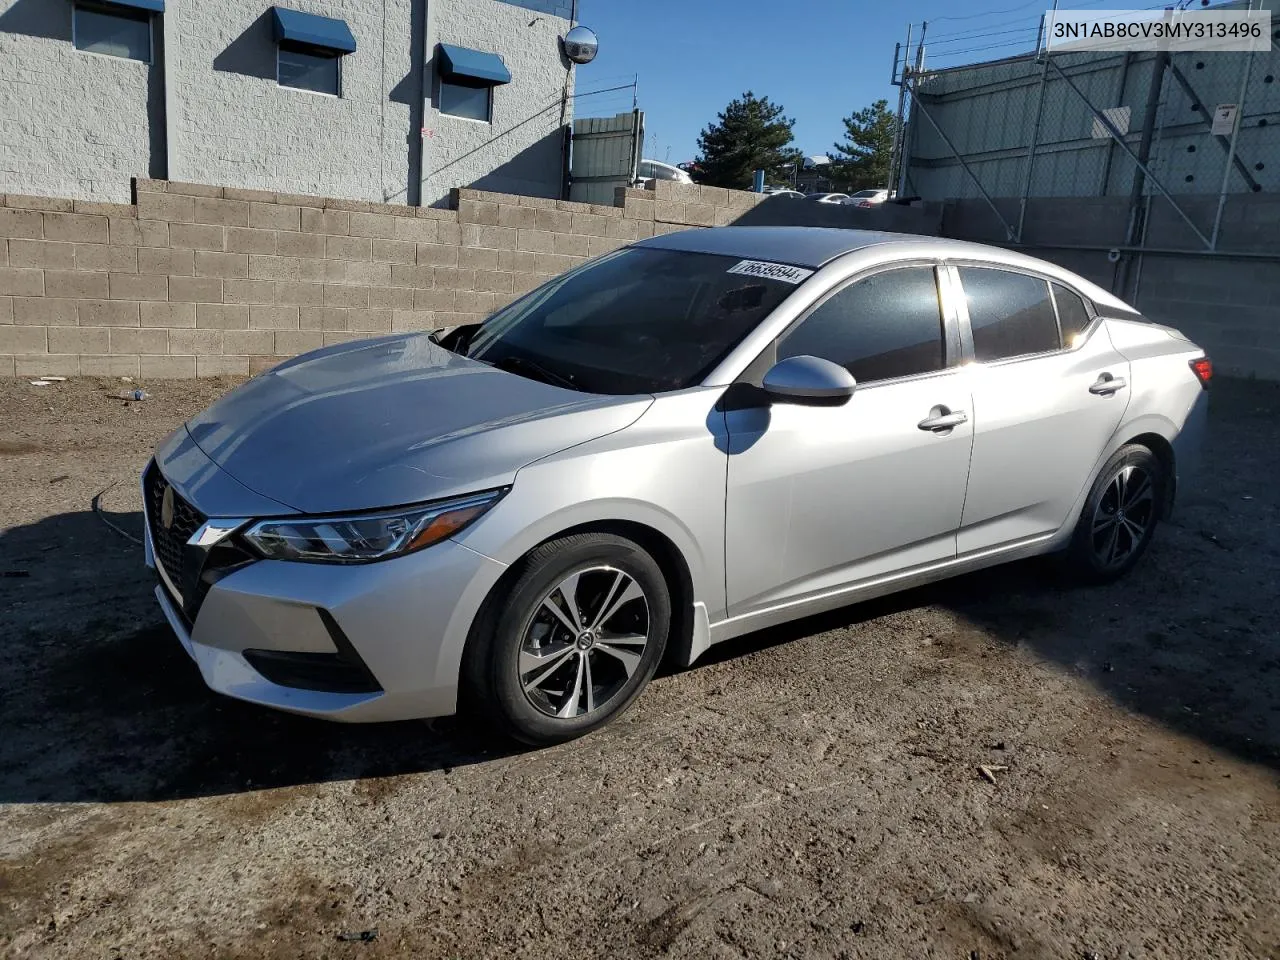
<box><xmin>144</xmin><ymin>465</ymin><xmax>205</xmax><ymax>596</ymax></box>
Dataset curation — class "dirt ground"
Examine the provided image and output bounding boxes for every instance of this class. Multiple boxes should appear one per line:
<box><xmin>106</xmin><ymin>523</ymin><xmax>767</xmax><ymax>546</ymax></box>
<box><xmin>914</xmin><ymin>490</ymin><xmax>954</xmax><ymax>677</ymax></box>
<box><xmin>0</xmin><ymin>374</ymin><xmax>1278</xmax><ymax>960</ymax></box>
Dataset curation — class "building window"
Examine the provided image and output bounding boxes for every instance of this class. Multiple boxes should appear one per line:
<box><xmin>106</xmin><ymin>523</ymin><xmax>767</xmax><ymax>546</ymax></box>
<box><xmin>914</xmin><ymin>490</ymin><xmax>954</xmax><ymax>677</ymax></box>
<box><xmin>440</xmin><ymin>78</ymin><xmax>492</xmax><ymax>122</ymax></box>
<box><xmin>271</xmin><ymin>7</ymin><xmax>356</xmax><ymax>97</ymax></box>
<box><xmin>436</xmin><ymin>44</ymin><xmax>512</xmax><ymax>124</ymax></box>
<box><xmin>73</xmin><ymin>1</ymin><xmax>157</xmax><ymax>63</ymax></box>
<box><xmin>278</xmin><ymin>42</ymin><xmax>341</xmax><ymax>95</ymax></box>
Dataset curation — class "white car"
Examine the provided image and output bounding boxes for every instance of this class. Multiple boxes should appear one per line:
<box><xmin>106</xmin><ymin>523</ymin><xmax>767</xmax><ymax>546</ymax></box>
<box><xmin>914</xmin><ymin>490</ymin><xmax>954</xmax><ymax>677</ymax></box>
<box><xmin>846</xmin><ymin>189</ymin><xmax>891</xmax><ymax>208</ymax></box>
<box><xmin>806</xmin><ymin>193</ymin><xmax>850</xmax><ymax>204</ymax></box>
<box><xmin>635</xmin><ymin>159</ymin><xmax>693</xmax><ymax>188</ymax></box>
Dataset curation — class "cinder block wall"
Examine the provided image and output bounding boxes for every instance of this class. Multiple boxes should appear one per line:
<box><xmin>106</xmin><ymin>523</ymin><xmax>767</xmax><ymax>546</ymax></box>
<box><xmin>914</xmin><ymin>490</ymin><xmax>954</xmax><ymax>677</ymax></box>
<box><xmin>0</xmin><ymin>179</ymin><xmax>764</xmax><ymax>378</ymax></box>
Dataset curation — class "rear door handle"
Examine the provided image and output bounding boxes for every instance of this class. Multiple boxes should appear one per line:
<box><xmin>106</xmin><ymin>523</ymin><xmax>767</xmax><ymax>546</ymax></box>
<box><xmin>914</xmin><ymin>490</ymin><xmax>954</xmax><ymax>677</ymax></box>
<box><xmin>918</xmin><ymin>410</ymin><xmax>968</xmax><ymax>432</ymax></box>
<box><xmin>1090</xmin><ymin>374</ymin><xmax>1128</xmax><ymax>395</ymax></box>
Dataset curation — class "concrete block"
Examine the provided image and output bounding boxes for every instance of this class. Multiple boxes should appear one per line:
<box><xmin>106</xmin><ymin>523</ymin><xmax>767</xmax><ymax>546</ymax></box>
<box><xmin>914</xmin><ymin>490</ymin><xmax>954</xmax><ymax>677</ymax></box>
<box><xmin>518</xmin><ymin>195</ymin><xmax>559</xmax><ymax>210</ymax></box>
<box><xmin>455</xmin><ymin>290</ymin><xmax>496</xmax><ymax>314</ymax></box>
<box><xmin>0</xmin><ymin>240</ymin><xmax>5</xmax><ymax>268</ymax></box>
<box><xmin>249</xmin><ymin>203</ymin><xmax>302</xmax><ymax>232</ymax></box>
<box><xmin>275</xmin><ymin>331</ymin><xmax>324</xmax><ymax>355</ymax></box>
<box><xmin>633</xmin><ymin>219</ymin><xmax>655</xmax><ymax>239</ymax></box>
<box><xmin>373</xmin><ymin>239</ymin><xmax>417</xmax><ymax>264</ymax></box>
<box><xmin>556</xmin><ymin>200</ymin><xmax>596</xmax><ymax>215</ymax></box>
<box><xmin>248</xmin><ymin>356</ymin><xmax>287</xmax><ymax>375</ymax></box>
<box><xmin>623</xmin><ymin>198</ymin><xmax>655</xmax><ymax>221</ymax></box>
<box><xmin>195</xmin><ymin>198</ymin><xmax>250</xmax><ymax>227</ymax></box>
<box><xmin>369</xmin><ymin>286</ymin><xmax>414</xmax><ymax>310</ymax></box>
<box><xmin>417</xmin><ymin>243</ymin><xmax>459</xmax><ymax>267</ymax></box>
<box><xmin>249</xmin><ymin>305</ymin><xmax>300</xmax><ymax>330</ymax></box>
<box><xmin>10</xmin><ymin>240</ymin><xmax>75</xmax><ymax>270</ymax></box>
<box><xmin>0</xmin><ymin>296</ymin><xmax>11</xmax><ymax>323</ymax></box>
<box><xmin>435</xmin><ymin>222</ymin><xmax>461</xmax><ymax>246</ymax></box>
<box><xmin>456</xmin><ymin>188</ymin><xmax>512</xmax><ymax>205</ymax></box>
<box><xmin>517</xmin><ymin>229</ymin><xmax>556</xmax><ymax>253</ymax></box>
<box><xmin>302</xmin><ymin>208</ymin><xmax>350</xmax><ymax>235</ymax></box>
<box><xmin>475</xmin><ymin>271</ymin><xmax>514</xmax><ymax>294</ymax></box>
<box><xmin>344</xmin><ymin>261</ymin><xmax>393</xmax><ymax>285</ymax></box>
<box><xmin>224</xmin><ymin>188</ymin><xmax>278</xmax><ymax>203</ymax></box>
<box><xmin>585</xmin><ymin>235</ymin><xmax>621</xmax><ymax>256</ymax></box>
<box><xmin>169</xmin><ymin>328</ymin><xmax>224</xmax><ymax>355</ymax></box>
<box><xmin>141</xmin><ymin>302</ymin><xmax>196</xmax><ymax>328</ymax></box>
<box><xmin>348</xmin><ymin>213</ymin><xmax>398</xmax><ymax>239</ymax></box>
<box><xmin>434</xmin><ymin>267</ymin><xmax>475</xmax><ymax>291</ymax></box>
<box><xmin>78</xmin><ymin>299</ymin><xmax>141</xmax><ymax>327</ymax></box>
<box><xmin>458</xmin><ymin>199</ymin><xmax>499</xmax><ymax>226</ymax></box>
<box><xmin>606</xmin><ymin>218</ymin><xmax>639</xmax><ymax>241</ymax></box>
<box><xmin>76</xmin><ymin>243</ymin><xmax>138</xmax><ymax>273</ymax></box>
<box><xmin>168</xmin><ymin>276</ymin><xmax>224</xmax><ymax>303</ymax></box>
<box><xmin>534</xmin><ymin>208</ymin><xmax>573</xmax><ymax>233</ymax></box>
<box><xmin>390</xmin><ymin>264</ymin><xmax>434</xmax><ymax>288</ymax></box>
<box><xmin>45</xmin><ymin>270</ymin><xmax>104</xmax><ymax>299</ymax></box>
<box><xmin>196</xmin><ymin>304</ymin><xmax>250</xmax><ymax>329</ymax></box>
<box><xmin>276</xmin><ymin>282</ymin><xmax>325</xmax><ymax>306</ymax></box>
<box><xmin>497</xmin><ymin>205</ymin><xmax>538</xmax><ymax>229</ymax></box>
<box><xmin>590</xmin><ymin>204</ymin><xmax>623</xmax><ymax>220</ymax></box>
<box><xmin>166</xmin><ymin>182</ymin><xmax>224</xmax><ymax>198</ymax></box>
<box><xmin>224</xmin><ymin>279</ymin><xmax>277</xmax><ymax>305</ymax></box>
<box><xmin>324</xmin><ymin>284</ymin><xmax>370</xmax><ymax>308</ymax></box>
<box><xmin>477</xmin><ymin>226</ymin><xmax>517</xmax><ymax>251</ymax></box>
<box><xmin>552</xmin><ymin>233</ymin><xmax>589</xmax><ymax>257</ymax></box>
<box><xmin>133</xmin><ymin>179</ymin><xmax>166</xmax><ymax>194</ymax></box>
<box><xmin>110</xmin><ymin>274</ymin><xmax>168</xmax><ymax>301</ymax></box>
<box><xmin>15</xmin><ymin>355</ymin><xmax>79</xmax><ymax>377</ymax></box>
<box><xmin>197</xmin><ymin>356</ymin><xmax>250</xmax><ymax>376</ymax></box>
<box><xmin>141</xmin><ymin>355</ymin><xmax>197</xmax><ymax>378</ymax></box>
<box><xmin>299</xmin><ymin>307</ymin><xmax>349</xmax><ymax>331</ymax></box>
<box><xmin>14</xmin><ymin>298</ymin><xmax>76</xmax><ymax>326</ymax></box>
<box><xmin>274</xmin><ymin>192</ymin><xmax>326</xmax><ymax>209</ymax></box>
<box><xmin>0</xmin><ymin>326</ymin><xmax>47</xmax><ymax>353</ymax></box>
<box><xmin>195</xmin><ymin>252</ymin><xmax>249</xmax><ymax>279</ymax></box>
<box><xmin>534</xmin><ymin>253</ymin><xmax>573</xmax><ymax>276</ymax></box>
<box><xmin>324</xmin><ymin>198</ymin><xmax>377</xmax><ymax>213</ymax></box>
<box><xmin>5</xmin><ymin>194</ymin><xmax>74</xmax><ymax>212</ymax></box>
<box><xmin>0</xmin><ymin>209</ymin><xmax>44</xmax><ymax>240</ymax></box>
<box><xmin>277</xmin><ymin>231</ymin><xmax>326</xmax><ymax>258</ymax></box>
<box><xmin>48</xmin><ymin>326</ymin><xmax>107</xmax><ymax>354</ymax></box>
<box><xmin>413</xmin><ymin>288</ymin><xmax>455</xmax><ymax>311</ymax></box>
<box><xmin>138</xmin><ymin>247</ymin><xmax>195</xmax><ymax>277</ymax></box>
<box><xmin>324</xmin><ymin>331</ymin><xmax>366</xmax><ymax>346</ymax></box>
<box><xmin>249</xmin><ymin>255</ymin><xmax>325</xmax><ymax>283</ymax></box>
<box><xmin>81</xmin><ymin>355</ymin><xmax>141</xmax><ymax>377</ymax></box>
<box><xmin>325</xmin><ymin>236</ymin><xmax>372</xmax><ymax>261</ymax></box>
<box><xmin>512</xmin><ymin>272</ymin><xmax>543</xmax><ymax>294</ymax></box>
<box><xmin>110</xmin><ymin>328</ymin><xmax>169</xmax><ymax>355</ymax></box>
<box><xmin>391</xmin><ymin>310</ymin><xmax>436</xmax><ymax>332</ymax></box>
<box><xmin>349</xmin><ymin>309</ymin><xmax>392</xmax><ymax>333</ymax></box>
<box><xmin>137</xmin><ymin>192</ymin><xmax>195</xmax><ymax>224</ymax></box>
<box><xmin>226</xmin><ymin>228</ymin><xmax>279</xmax><ymax>256</ymax></box>
<box><xmin>459</xmin><ymin>246</ymin><xmax>500</xmax><ymax>271</ymax></box>
<box><xmin>498</xmin><ymin>250</ymin><xmax>539</xmax><ymax>273</ymax></box>
<box><xmin>652</xmin><ymin>181</ymin><xmax>702</xmax><ymax>203</ymax></box>
<box><xmin>169</xmin><ymin>222</ymin><xmax>226</xmax><ymax>252</ymax></box>
<box><xmin>415</xmin><ymin>206</ymin><xmax>458</xmax><ymax>221</ymax></box>
<box><xmin>699</xmin><ymin>186</ymin><xmax>730</xmax><ymax>207</ymax></box>
<box><xmin>223</xmin><ymin>330</ymin><xmax>276</xmax><ymax>355</ymax></box>
<box><xmin>111</xmin><ymin>218</ymin><xmax>167</xmax><ymax>248</ymax></box>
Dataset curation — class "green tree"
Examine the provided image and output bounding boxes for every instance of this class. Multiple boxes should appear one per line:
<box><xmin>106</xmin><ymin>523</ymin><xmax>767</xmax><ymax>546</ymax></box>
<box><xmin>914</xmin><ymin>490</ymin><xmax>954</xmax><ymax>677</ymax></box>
<box><xmin>695</xmin><ymin>92</ymin><xmax>803</xmax><ymax>189</ymax></box>
<box><xmin>831</xmin><ymin>99</ymin><xmax>897</xmax><ymax>191</ymax></box>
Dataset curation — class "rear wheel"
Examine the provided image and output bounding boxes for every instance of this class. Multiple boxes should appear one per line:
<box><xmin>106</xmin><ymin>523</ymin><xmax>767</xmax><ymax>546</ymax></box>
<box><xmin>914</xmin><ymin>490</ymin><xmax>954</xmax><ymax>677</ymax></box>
<box><xmin>1065</xmin><ymin>444</ymin><xmax>1164</xmax><ymax>583</ymax></box>
<box><xmin>466</xmin><ymin>533</ymin><xmax>670</xmax><ymax>746</ymax></box>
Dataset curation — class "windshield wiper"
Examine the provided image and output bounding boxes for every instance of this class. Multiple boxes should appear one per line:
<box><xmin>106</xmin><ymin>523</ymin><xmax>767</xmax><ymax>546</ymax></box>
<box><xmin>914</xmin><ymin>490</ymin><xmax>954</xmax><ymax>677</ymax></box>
<box><xmin>492</xmin><ymin>355</ymin><xmax>580</xmax><ymax>391</ymax></box>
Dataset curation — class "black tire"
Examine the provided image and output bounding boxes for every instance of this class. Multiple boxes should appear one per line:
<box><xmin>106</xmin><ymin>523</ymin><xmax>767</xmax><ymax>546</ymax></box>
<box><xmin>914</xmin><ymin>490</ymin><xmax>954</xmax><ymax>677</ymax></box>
<box><xmin>464</xmin><ymin>533</ymin><xmax>670</xmax><ymax>746</ymax></box>
<box><xmin>1064</xmin><ymin>443</ymin><xmax>1165</xmax><ymax>584</ymax></box>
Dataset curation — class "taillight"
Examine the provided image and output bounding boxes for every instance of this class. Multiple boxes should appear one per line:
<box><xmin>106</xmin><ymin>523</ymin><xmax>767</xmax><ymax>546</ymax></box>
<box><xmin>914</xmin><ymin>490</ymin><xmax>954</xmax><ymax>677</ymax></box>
<box><xmin>1189</xmin><ymin>357</ymin><xmax>1212</xmax><ymax>389</ymax></box>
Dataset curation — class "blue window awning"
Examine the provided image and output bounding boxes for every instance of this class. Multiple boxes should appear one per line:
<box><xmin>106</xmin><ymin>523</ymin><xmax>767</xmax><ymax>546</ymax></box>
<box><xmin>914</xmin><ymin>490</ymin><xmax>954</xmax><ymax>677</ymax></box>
<box><xmin>96</xmin><ymin>0</ymin><xmax>165</xmax><ymax>12</ymax></box>
<box><xmin>438</xmin><ymin>43</ymin><xmax>511</xmax><ymax>85</ymax></box>
<box><xmin>271</xmin><ymin>7</ymin><xmax>357</xmax><ymax>54</ymax></box>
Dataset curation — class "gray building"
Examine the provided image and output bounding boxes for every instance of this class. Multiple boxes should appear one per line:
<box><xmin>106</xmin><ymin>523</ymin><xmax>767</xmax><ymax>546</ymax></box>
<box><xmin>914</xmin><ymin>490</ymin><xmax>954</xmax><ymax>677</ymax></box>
<box><xmin>0</xmin><ymin>0</ymin><xmax>577</xmax><ymax>206</ymax></box>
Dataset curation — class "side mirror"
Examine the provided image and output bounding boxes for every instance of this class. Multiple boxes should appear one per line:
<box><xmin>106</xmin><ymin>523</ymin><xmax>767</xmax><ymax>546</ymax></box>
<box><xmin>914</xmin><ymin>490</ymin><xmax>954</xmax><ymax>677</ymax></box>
<box><xmin>761</xmin><ymin>355</ymin><xmax>856</xmax><ymax>405</ymax></box>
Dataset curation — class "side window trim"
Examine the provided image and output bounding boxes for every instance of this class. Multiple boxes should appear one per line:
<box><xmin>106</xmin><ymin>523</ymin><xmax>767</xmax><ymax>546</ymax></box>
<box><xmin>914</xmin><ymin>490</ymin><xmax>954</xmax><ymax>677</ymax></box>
<box><xmin>946</xmin><ymin>260</ymin><xmax>1100</xmax><ymax>367</ymax></box>
<box><xmin>763</xmin><ymin>260</ymin><xmax>958</xmax><ymax>389</ymax></box>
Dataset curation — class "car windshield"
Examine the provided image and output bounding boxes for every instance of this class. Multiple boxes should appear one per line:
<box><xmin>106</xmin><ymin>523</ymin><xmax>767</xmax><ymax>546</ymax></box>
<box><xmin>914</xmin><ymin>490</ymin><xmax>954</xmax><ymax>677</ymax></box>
<box><xmin>462</xmin><ymin>247</ymin><xmax>802</xmax><ymax>395</ymax></box>
<box><xmin>851</xmin><ymin>190</ymin><xmax>880</xmax><ymax>198</ymax></box>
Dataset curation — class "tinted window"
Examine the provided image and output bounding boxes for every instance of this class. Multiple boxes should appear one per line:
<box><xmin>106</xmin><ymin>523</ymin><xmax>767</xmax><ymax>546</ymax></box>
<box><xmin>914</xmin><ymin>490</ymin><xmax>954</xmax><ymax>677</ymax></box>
<box><xmin>74</xmin><ymin>3</ymin><xmax>151</xmax><ymax>62</ymax></box>
<box><xmin>959</xmin><ymin>268</ymin><xmax>1060</xmax><ymax>361</ymax></box>
<box><xmin>440</xmin><ymin>80</ymin><xmax>491</xmax><ymax>121</ymax></box>
<box><xmin>278</xmin><ymin>43</ymin><xmax>341</xmax><ymax>95</ymax></box>
<box><xmin>464</xmin><ymin>248</ymin><xmax>800</xmax><ymax>395</ymax></box>
<box><xmin>1052</xmin><ymin>283</ymin><xmax>1092</xmax><ymax>344</ymax></box>
<box><xmin>778</xmin><ymin>267</ymin><xmax>945</xmax><ymax>383</ymax></box>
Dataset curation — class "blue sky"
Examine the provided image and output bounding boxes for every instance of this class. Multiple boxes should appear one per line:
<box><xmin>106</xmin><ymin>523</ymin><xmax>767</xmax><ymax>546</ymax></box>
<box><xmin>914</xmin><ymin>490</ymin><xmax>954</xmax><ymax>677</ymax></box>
<box><xmin>573</xmin><ymin>0</ymin><xmax>1150</xmax><ymax>164</ymax></box>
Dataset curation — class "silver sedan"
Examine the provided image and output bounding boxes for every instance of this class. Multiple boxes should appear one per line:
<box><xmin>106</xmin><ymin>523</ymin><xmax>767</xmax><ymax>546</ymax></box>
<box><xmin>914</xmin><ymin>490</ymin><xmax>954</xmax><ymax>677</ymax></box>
<box><xmin>143</xmin><ymin>227</ymin><xmax>1210</xmax><ymax>744</ymax></box>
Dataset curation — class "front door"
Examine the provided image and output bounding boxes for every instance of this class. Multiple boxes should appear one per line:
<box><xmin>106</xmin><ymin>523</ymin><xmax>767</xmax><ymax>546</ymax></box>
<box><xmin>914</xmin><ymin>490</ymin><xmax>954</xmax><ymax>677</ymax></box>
<box><xmin>723</xmin><ymin>265</ymin><xmax>974</xmax><ymax>619</ymax></box>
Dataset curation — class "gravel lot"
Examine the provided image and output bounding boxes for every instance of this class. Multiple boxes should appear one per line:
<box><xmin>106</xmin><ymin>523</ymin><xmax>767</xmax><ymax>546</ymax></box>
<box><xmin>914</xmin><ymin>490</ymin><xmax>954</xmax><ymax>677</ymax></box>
<box><xmin>1</xmin><ymin>374</ymin><xmax>1278</xmax><ymax>960</ymax></box>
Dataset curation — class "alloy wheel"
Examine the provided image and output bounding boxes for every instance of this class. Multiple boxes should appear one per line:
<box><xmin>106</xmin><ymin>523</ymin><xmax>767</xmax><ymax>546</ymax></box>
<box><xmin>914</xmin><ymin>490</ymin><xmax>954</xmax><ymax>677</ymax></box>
<box><xmin>1091</xmin><ymin>464</ymin><xmax>1155</xmax><ymax>569</ymax></box>
<box><xmin>518</xmin><ymin>566</ymin><xmax>651</xmax><ymax>719</ymax></box>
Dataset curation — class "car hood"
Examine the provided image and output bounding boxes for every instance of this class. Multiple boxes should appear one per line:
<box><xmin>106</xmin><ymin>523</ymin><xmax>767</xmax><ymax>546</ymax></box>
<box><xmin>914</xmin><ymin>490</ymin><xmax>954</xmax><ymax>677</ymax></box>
<box><xmin>181</xmin><ymin>334</ymin><xmax>653</xmax><ymax>514</ymax></box>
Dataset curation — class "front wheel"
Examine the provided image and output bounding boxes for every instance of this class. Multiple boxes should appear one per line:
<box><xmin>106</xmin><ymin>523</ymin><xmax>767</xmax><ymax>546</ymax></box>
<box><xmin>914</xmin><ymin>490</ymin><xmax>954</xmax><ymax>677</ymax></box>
<box><xmin>1064</xmin><ymin>444</ymin><xmax>1165</xmax><ymax>583</ymax></box>
<box><xmin>466</xmin><ymin>533</ymin><xmax>670</xmax><ymax>746</ymax></box>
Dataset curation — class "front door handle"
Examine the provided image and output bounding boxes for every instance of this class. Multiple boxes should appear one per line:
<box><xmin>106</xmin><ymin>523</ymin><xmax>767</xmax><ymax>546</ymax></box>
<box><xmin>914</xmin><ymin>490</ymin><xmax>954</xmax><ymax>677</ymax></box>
<box><xmin>918</xmin><ymin>409</ymin><xmax>968</xmax><ymax>432</ymax></box>
<box><xmin>1090</xmin><ymin>374</ymin><xmax>1128</xmax><ymax>395</ymax></box>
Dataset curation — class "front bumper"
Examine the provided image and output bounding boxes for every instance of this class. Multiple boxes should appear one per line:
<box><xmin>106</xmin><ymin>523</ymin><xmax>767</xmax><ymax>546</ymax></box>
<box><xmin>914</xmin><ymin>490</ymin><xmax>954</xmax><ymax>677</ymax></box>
<box><xmin>143</xmin><ymin>458</ymin><xmax>508</xmax><ymax>722</ymax></box>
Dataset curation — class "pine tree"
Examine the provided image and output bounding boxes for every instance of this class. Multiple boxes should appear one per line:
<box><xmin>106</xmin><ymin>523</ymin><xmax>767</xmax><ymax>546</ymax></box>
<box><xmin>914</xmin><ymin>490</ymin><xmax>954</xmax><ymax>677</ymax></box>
<box><xmin>831</xmin><ymin>99</ymin><xmax>897</xmax><ymax>191</ymax></box>
<box><xmin>695</xmin><ymin>92</ymin><xmax>802</xmax><ymax>190</ymax></box>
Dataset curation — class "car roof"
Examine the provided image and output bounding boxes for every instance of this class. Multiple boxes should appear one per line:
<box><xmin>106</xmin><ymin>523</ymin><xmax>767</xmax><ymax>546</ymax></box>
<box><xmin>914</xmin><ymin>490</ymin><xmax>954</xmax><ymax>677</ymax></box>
<box><xmin>634</xmin><ymin>226</ymin><xmax>932</xmax><ymax>268</ymax></box>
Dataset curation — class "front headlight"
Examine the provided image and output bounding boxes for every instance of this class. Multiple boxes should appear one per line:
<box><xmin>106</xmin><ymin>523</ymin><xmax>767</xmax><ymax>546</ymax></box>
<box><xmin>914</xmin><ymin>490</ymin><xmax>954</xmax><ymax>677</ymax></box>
<box><xmin>241</xmin><ymin>489</ymin><xmax>504</xmax><ymax>563</ymax></box>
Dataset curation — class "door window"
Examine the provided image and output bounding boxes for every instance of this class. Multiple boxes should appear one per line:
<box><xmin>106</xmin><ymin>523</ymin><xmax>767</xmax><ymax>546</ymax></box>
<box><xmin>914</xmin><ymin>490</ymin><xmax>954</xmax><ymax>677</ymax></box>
<box><xmin>1051</xmin><ymin>282</ymin><xmax>1092</xmax><ymax>345</ymax></box>
<box><xmin>777</xmin><ymin>267</ymin><xmax>946</xmax><ymax>383</ymax></box>
<box><xmin>958</xmin><ymin>267</ymin><xmax>1061</xmax><ymax>361</ymax></box>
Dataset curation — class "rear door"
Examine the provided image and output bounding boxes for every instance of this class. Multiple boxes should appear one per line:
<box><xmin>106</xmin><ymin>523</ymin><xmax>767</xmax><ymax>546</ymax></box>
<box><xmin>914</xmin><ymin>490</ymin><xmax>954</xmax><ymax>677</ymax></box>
<box><xmin>951</xmin><ymin>265</ymin><xmax>1131</xmax><ymax>554</ymax></box>
<box><xmin>723</xmin><ymin>263</ymin><xmax>974</xmax><ymax>617</ymax></box>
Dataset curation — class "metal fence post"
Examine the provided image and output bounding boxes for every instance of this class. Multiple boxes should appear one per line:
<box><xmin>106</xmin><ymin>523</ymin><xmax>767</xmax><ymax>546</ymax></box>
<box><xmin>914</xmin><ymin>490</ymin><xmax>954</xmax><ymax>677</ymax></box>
<box><xmin>1211</xmin><ymin>1</ymin><xmax>1257</xmax><ymax>250</ymax></box>
<box><xmin>1016</xmin><ymin>38</ymin><xmax>1052</xmax><ymax>243</ymax></box>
